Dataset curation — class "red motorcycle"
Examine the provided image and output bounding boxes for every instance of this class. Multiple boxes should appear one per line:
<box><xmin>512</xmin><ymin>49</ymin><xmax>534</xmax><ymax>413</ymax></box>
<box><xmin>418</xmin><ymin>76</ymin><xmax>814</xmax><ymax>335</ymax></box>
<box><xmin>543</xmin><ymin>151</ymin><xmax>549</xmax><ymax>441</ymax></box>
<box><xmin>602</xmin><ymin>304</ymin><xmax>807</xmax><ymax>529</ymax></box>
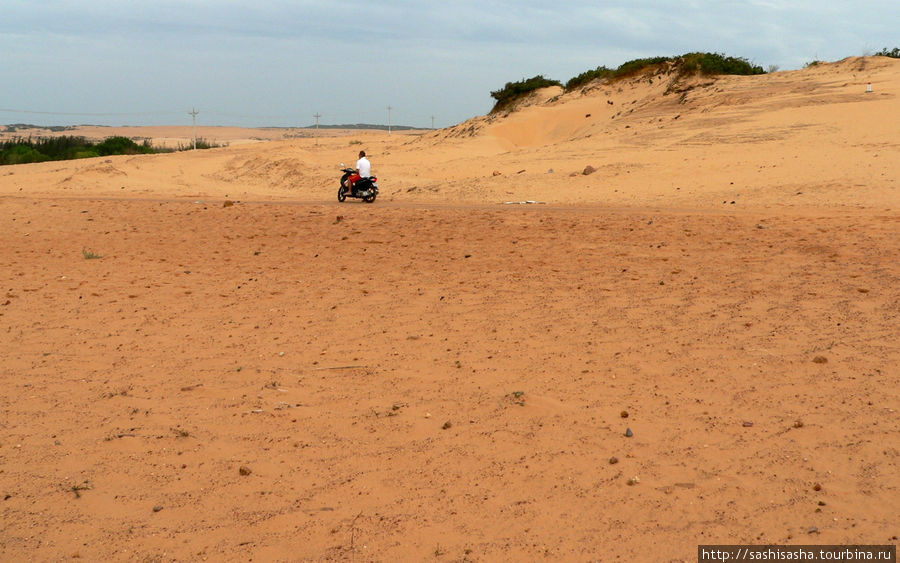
<box><xmin>338</xmin><ymin>165</ymin><xmax>379</xmax><ymax>203</ymax></box>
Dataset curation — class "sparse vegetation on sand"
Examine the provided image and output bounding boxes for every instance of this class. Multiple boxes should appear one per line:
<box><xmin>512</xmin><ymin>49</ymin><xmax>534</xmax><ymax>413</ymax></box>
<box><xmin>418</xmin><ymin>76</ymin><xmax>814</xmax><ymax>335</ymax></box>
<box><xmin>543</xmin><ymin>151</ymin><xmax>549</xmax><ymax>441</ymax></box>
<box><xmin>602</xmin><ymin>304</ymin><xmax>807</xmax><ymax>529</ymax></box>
<box><xmin>875</xmin><ymin>46</ymin><xmax>899</xmax><ymax>58</ymax></box>
<box><xmin>564</xmin><ymin>65</ymin><xmax>616</xmax><ymax>91</ymax></box>
<box><xmin>490</xmin><ymin>75</ymin><xmax>562</xmax><ymax>113</ymax></box>
<box><xmin>0</xmin><ymin>135</ymin><xmax>222</xmax><ymax>165</ymax></box>
<box><xmin>3</xmin><ymin>124</ymin><xmax>77</xmax><ymax>133</ymax></box>
<box><xmin>495</xmin><ymin>52</ymin><xmax>767</xmax><ymax>111</ymax></box>
<box><xmin>81</xmin><ymin>247</ymin><xmax>102</xmax><ymax>259</ymax></box>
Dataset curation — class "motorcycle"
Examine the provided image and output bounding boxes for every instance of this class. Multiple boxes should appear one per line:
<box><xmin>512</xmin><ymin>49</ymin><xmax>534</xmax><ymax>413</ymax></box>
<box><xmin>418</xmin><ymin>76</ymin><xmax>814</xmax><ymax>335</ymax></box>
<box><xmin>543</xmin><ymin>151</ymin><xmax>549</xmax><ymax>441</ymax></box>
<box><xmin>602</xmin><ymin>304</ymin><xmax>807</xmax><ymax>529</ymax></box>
<box><xmin>338</xmin><ymin>165</ymin><xmax>379</xmax><ymax>203</ymax></box>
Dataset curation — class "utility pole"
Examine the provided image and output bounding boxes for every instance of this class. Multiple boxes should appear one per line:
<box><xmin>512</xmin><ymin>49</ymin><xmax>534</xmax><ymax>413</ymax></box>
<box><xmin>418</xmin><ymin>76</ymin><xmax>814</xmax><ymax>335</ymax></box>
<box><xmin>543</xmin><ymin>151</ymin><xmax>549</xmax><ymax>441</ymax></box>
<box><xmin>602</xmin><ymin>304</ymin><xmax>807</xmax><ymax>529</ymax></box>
<box><xmin>387</xmin><ymin>105</ymin><xmax>392</xmax><ymax>135</ymax></box>
<box><xmin>313</xmin><ymin>112</ymin><xmax>321</xmax><ymax>146</ymax></box>
<box><xmin>431</xmin><ymin>115</ymin><xmax>435</xmax><ymax>130</ymax></box>
<box><xmin>188</xmin><ymin>107</ymin><xmax>199</xmax><ymax>150</ymax></box>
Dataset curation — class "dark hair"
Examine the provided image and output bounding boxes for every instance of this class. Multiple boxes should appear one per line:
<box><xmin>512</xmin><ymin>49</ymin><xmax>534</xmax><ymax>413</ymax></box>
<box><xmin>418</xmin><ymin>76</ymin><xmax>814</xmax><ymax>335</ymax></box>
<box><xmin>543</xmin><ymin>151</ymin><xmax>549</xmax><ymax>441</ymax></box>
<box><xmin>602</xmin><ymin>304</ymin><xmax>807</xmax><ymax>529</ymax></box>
<box><xmin>359</xmin><ymin>150</ymin><xmax>366</xmax><ymax>157</ymax></box>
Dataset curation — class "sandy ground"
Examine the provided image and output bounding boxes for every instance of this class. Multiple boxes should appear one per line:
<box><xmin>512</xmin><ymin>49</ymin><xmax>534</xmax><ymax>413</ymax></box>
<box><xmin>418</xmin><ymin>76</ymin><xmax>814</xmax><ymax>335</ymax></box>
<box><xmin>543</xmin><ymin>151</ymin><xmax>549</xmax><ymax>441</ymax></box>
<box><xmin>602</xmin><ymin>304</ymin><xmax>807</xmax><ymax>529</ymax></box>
<box><xmin>1</xmin><ymin>57</ymin><xmax>897</xmax><ymax>561</ymax></box>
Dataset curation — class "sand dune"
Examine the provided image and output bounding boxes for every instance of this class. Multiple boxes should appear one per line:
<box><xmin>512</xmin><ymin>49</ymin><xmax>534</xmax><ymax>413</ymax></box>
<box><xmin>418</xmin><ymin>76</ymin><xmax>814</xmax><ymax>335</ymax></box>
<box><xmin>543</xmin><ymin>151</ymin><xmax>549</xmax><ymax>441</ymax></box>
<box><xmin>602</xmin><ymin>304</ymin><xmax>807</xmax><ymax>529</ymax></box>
<box><xmin>3</xmin><ymin>57</ymin><xmax>896</xmax><ymax>209</ymax></box>
<box><xmin>0</xmin><ymin>57</ymin><xmax>897</xmax><ymax>561</ymax></box>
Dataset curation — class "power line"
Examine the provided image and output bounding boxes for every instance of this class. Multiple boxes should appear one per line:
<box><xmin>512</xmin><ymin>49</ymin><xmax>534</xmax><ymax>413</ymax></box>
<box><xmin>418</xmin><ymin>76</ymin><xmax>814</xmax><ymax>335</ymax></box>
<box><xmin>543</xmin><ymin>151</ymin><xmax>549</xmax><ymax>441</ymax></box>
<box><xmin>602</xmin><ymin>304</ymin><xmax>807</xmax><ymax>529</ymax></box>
<box><xmin>313</xmin><ymin>112</ymin><xmax>321</xmax><ymax>145</ymax></box>
<box><xmin>0</xmin><ymin>105</ymin><xmax>445</xmax><ymax>129</ymax></box>
<box><xmin>188</xmin><ymin>107</ymin><xmax>199</xmax><ymax>150</ymax></box>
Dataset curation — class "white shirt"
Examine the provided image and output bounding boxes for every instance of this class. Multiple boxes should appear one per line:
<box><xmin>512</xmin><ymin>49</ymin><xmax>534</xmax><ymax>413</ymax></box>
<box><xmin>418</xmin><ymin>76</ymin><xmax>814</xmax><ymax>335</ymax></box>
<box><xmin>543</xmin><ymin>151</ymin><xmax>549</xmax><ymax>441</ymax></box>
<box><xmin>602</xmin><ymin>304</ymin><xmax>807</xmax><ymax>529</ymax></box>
<box><xmin>357</xmin><ymin>156</ymin><xmax>371</xmax><ymax>178</ymax></box>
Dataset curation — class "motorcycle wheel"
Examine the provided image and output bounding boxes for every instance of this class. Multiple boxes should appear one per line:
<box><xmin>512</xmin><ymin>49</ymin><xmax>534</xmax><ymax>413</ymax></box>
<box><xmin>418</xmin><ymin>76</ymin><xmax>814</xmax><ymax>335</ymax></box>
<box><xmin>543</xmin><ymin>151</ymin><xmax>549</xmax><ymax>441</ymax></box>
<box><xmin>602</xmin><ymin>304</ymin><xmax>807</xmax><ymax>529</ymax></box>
<box><xmin>337</xmin><ymin>186</ymin><xmax>346</xmax><ymax>202</ymax></box>
<box><xmin>363</xmin><ymin>193</ymin><xmax>376</xmax><ymax>203</ymax></box>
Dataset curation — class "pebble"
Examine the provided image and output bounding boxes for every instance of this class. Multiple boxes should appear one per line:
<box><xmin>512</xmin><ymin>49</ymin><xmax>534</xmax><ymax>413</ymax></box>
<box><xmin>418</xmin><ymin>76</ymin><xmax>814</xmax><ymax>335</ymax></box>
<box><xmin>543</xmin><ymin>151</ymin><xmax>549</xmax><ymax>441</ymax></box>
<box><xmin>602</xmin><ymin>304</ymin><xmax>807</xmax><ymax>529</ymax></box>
<box><xmin>153</xmin><ymin>505</ymin><xmax>163</xmax><ymax>513</ymax></box>
<box><xmin>624</xmin><ymin>428</ymin><xmax>633</xmax><ymax>438</ymax></box>
<box><xmin>620</xmin><ymin>410</ymin><xmax>629</xmax><ymax>418</ymax></box>
<box><xmin>239</xmin><ymin>466</ymin><xmax>252</xmax><ymax>476</ymax></box>
<box><xmin>626</xmin><ymin>476</ymin><xmax>640</xmax><ymax>486</ymax></box>
<box><xmin>609</xmin><ymin>456</ymin><xmax>619</xmax><ymax>465</ymax></box>
<box><xmin>743</xmin><ymin>421</ymin><xmax>754</xmax><ymax>427</ymax></box>
<box><xmin>442</xmin><ymin>421</ymin><xmax>452</xmax><ymax>430</ymax></box>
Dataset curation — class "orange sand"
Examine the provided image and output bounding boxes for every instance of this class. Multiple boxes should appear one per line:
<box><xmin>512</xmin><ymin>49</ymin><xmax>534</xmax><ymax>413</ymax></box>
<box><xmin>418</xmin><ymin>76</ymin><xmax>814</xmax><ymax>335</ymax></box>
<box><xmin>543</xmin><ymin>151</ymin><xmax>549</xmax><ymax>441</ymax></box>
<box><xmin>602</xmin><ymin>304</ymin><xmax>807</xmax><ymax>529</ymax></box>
<box><xmin>0</xmin><ymin>56</ymin><xmax>897</xmax><ymax>561</ymax></box>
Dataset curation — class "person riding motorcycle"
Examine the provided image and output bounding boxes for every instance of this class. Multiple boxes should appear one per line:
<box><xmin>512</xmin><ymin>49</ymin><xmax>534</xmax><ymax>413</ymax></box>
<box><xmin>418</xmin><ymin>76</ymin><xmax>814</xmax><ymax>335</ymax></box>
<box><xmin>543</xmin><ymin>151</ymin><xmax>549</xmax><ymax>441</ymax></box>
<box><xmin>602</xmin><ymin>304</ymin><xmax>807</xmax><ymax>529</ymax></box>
<box><xmin>345</xmin><ymin>150</ymin><xmax>371</xmax><ymax>195</ymax></box>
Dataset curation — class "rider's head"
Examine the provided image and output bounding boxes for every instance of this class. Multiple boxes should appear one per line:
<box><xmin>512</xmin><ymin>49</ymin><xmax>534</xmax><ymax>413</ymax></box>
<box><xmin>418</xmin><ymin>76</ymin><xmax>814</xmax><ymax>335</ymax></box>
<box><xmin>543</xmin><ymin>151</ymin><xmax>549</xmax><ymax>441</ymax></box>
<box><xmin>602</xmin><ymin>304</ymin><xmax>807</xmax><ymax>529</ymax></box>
<box><xmin>359</xmin><ymin>150</ymin><xmax>366</xmax><ymax>158</ymax></box>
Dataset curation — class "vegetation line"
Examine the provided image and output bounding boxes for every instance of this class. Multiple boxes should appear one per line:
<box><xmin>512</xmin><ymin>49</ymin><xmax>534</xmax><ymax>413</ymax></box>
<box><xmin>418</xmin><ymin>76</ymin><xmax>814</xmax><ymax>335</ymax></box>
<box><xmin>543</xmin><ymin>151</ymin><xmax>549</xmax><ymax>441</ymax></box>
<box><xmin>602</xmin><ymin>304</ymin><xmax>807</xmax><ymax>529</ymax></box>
<box><xmin>0</xmin><ymin>135</ymin><xmax>223</xmax><ymax>166</ymax></box>
<box><xmin>489</xmin><ymin>49</ymin><xmax>899</xmax><ymax>113</ymax></box>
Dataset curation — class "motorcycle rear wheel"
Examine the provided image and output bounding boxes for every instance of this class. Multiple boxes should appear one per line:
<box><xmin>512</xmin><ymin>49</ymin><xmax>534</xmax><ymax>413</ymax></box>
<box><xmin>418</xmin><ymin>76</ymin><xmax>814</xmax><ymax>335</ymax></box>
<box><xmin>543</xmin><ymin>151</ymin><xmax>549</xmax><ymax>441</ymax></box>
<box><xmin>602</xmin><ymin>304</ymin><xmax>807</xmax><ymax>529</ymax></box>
<box><xmin>363</xmin><ymin>193</ymin><xmax>376</xmax><ymax>203</ymax></box>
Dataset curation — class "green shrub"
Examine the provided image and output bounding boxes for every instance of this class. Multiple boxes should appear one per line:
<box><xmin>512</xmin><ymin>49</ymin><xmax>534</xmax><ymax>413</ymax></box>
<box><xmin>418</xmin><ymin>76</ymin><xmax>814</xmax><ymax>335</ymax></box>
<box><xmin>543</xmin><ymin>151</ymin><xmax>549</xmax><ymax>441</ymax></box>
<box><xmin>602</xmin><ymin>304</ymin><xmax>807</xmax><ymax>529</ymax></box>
<box><xmin>679</xmin><ymin>52</ymin><xmax>764</xmax><ymax>75</ymax></box>
<box><xmin>614</xmin><ymin>56</ymin><xmax>670</xmax><ymax>77</ymax></box>
<box><xmin>95</xmin><ymin>136</ymin><xmax>153</xmax><ymax>156</ymax></box>
<box><xmin>490</xmin><ymin>75</ymin><xmax>562</xmax><ymax>113</ymax></box>
<box><xmin>0</xmin><ymin>135</ymin><xmax>170</xmax><ymax>166</ymax></box>
<box><xmin>565</xmin><ymin>66</ymin><xmax>614</xmax><ymax>91</ymax></box>
<box><xmin>875</xmin><ymin>47</ymin><xmax>899</xmax><ymax>58</ymax></box>
<box><xmin>0</xmin><ymin>144</ymin><xmax>48</xmax><ymax>165</ymax></box>
<box><xmin>612</xmin><ymin>53</ymin><xmax>763</xmax><ymax>78</ymax></box>
<box><xmin>175</xmin><ymin>138</ymin><xmax>224</xmax><ymax>151</ymax></box>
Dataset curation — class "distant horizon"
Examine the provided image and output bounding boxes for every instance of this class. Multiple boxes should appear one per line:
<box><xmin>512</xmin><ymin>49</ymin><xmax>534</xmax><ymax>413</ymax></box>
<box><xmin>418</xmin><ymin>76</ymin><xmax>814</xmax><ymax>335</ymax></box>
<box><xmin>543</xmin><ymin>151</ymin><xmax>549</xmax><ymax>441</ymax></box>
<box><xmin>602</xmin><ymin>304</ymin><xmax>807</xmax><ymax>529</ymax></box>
<box><xmin>3</xmin><ymin>1</ymin><xmax>898</xmax><ymax>129</ymax></box>
<box><xmin>1</xmin><ymin>122</ymin><xmax>432</xmax><ymax>131</ymax></box>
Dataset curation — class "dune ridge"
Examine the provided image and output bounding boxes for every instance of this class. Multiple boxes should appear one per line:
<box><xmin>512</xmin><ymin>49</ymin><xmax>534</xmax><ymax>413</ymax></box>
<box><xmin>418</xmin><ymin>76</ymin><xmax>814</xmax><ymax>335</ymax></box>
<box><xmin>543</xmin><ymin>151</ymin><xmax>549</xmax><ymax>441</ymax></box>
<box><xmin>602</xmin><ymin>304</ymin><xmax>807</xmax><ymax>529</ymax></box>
<box><xmin>2</xmin><ymin>57</ymin><xmax>896</xmax><ymax>209</ymax></box>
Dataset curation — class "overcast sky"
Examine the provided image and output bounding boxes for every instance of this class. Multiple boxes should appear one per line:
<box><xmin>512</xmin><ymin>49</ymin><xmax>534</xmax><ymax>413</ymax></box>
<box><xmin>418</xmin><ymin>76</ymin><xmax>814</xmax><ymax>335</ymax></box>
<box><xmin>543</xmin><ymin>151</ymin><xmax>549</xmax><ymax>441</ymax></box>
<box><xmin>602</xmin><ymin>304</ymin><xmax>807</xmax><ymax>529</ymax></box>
<box><xmin>1</xmin><ymin>1</ymin><xmax>897</xmax><ymax>128</ymax></box>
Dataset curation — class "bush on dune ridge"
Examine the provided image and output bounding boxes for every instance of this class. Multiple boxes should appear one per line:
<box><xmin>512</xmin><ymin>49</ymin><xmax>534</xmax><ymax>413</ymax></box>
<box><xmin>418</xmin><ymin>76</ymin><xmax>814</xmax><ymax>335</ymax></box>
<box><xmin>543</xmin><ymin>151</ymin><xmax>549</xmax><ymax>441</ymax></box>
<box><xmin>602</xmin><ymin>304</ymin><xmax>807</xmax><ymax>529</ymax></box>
<box><xmin>490</xmin><ymin>75</ymin><xmax>563</xmax><ymax>113</ymax></box>
<box><xmin>577</xmin><ymin>53</ymin><xmax>764</xmax><ymax>87</ymax></box>
<box><xmin>493</xmin><ymin>52</ymin><xmax>768</xmax><ymax>111</ymax></box>
<box><xmin>564</xmin><ymin>66</ymin><xmax>615</xmax><ymax>91</ymax></box>
<box><xmin>677</xmin><ymin>52</ymin><xmax>765</xmax><ymax>76</ymax></box>
<box><xmin>612</xmin><ymin>56</ymin><xmax>673</xmax><ymax>79</ymax></box>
